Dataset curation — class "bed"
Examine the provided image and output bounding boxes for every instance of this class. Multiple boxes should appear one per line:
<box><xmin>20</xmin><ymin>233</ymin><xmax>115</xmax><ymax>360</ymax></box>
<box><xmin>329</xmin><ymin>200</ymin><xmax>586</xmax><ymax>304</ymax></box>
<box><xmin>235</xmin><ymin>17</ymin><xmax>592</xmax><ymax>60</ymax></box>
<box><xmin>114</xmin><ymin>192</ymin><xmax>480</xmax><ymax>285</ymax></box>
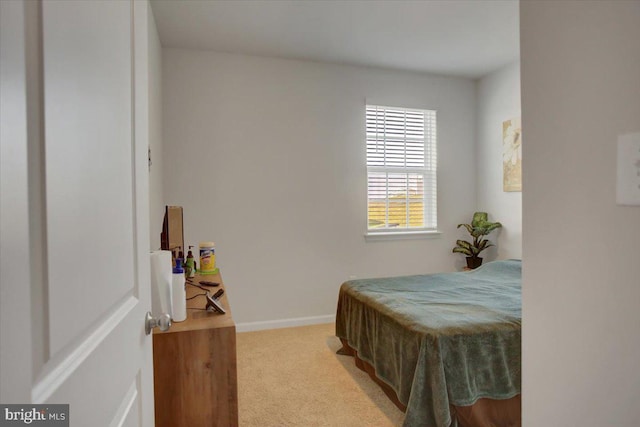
<box><xmin>335</xmin><ymin>259</ymin><xmax>521</xmax><ymax>427</ymax></box>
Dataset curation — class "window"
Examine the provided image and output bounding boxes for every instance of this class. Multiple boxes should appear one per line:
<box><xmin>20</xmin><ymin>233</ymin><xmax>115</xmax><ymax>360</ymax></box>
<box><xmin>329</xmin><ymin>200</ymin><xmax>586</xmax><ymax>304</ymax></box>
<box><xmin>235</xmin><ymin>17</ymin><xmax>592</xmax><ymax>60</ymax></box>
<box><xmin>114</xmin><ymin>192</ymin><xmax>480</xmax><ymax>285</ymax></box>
<box><xmin>366</xmin><ymin>105</ymin><xmax>437</xmax><ymax>233</ymax></box>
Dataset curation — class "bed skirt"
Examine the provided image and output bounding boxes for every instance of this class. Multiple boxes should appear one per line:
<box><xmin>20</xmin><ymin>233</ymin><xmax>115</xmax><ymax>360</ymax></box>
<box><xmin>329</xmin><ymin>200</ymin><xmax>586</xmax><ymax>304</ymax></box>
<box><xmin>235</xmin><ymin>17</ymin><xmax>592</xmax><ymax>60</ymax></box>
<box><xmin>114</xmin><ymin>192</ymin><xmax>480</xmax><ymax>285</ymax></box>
<box><xmin>338</xmin><ymin>339</ymin><xmax>521</xmax><ymax>427</ymax></box>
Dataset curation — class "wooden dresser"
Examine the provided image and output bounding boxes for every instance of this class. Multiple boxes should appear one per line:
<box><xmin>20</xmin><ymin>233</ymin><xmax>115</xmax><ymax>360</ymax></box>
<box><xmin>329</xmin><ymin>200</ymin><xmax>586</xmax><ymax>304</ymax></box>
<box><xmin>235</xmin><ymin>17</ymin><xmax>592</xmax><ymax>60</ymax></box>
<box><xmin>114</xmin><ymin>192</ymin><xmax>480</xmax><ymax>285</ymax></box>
<box><xmin>153</xmin><ymin>272</ymin><xmax>238</xmax><ymax>427</ymax></box>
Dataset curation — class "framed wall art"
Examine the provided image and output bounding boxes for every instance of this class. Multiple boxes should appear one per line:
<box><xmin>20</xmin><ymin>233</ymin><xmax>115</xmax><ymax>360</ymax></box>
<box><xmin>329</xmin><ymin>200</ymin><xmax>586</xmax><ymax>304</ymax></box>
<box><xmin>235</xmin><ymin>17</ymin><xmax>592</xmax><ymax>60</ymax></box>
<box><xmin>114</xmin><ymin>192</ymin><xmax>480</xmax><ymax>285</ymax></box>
<box><xmin>503</xmin><ymin>116</ymin><xmax>522</xmax><ymax>192</ymax></box>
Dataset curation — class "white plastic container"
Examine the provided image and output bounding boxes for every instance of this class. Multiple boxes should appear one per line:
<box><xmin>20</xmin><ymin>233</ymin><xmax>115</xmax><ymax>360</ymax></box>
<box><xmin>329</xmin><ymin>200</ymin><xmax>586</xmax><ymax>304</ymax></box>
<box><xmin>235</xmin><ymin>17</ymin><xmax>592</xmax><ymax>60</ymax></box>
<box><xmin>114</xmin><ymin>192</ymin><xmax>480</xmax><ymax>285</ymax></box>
<box><xmin>171</xmin><ymin>258</ymin><xmax>187</xmax><ymax>322</ymax></box>
<box><xmin>150</xmin><ymin>250</ymin><xmax>173</xmax><ymax>318</ymax></box>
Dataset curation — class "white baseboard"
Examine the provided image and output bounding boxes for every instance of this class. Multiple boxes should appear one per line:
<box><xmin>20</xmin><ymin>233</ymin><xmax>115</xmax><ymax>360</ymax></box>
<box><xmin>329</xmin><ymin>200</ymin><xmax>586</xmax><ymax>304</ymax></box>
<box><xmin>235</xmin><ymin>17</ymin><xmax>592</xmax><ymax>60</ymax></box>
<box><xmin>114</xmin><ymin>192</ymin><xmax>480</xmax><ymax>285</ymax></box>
<box><xmin>235</xmin><ymin>314</ymin><xmax>335</xmax><ymax>333</ymax></box>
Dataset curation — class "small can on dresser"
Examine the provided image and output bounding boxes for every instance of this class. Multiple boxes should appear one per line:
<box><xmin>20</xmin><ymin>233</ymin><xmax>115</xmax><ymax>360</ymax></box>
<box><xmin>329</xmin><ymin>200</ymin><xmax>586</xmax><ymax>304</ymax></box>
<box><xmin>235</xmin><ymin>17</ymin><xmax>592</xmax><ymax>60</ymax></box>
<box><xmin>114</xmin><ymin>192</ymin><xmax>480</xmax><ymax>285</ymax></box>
<box><xmin>199</xmin><ymin>241</ymin><xmax>217</xmax><ymax>274</ymax></box>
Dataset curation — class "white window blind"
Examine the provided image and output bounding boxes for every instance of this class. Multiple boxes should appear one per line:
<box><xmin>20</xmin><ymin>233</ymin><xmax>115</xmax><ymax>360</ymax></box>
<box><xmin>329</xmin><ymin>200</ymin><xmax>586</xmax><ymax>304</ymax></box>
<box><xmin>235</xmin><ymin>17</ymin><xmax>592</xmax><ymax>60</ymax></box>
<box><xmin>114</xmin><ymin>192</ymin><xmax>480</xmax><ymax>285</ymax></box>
<box><xmin>366</xmin><ymin>105</ymin><xmax>437</xmax><ymax>231</ymax></box>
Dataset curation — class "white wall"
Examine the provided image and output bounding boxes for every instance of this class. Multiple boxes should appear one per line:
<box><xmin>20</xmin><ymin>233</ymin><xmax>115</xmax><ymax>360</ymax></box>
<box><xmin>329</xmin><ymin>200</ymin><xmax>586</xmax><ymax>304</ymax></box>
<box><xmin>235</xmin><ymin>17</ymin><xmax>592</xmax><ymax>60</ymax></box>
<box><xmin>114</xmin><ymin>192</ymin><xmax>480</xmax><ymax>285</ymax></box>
<box><xmin>477</xmin><ymin>61</ymin><xmax>521</xmax><ymax>259</ymax></box>
<box><xmin>162</xmin><ymin>50</ymin><xmax>477</xmax><ymax>325</ymax></box>
<box><xmin>521</xmin><ymin>2</ymin><xmax>640</xmax><ymax>426</ymax></box>
<box><xmin>148</xmin><ymin>5</ymin><xmax>163</xmax><ymax>250</ymax></box>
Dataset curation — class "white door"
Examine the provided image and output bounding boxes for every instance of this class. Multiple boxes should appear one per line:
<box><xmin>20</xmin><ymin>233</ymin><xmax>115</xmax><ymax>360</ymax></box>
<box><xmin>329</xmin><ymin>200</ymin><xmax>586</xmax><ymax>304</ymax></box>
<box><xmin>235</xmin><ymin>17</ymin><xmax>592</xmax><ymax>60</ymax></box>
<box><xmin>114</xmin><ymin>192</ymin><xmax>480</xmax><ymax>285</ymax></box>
<box><xmin>0</xmin><ymin>1</ymin><xmax>155</xmax><ymax>426</ymax></box>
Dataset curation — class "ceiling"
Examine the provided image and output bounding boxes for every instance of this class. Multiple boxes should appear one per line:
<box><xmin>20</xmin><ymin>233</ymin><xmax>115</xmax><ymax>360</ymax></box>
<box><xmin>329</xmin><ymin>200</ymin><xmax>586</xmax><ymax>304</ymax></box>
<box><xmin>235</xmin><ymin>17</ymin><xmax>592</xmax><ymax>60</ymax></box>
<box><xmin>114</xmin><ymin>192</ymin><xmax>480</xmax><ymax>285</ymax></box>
<box><xmin>151</xmin><ymin>0</ymin><xmax>519</xmax><ymax>79</ymax></box>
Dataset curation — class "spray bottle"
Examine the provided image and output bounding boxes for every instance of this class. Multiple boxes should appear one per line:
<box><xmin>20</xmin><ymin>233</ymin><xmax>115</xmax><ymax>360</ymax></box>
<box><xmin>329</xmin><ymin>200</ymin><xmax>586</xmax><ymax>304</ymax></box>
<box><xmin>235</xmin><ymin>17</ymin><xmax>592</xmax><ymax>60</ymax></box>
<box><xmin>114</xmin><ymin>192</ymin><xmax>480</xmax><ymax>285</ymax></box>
<box><xmin>171</xmin><ymin>258</ymin><xmax>187</xmax><ymax>322</ymax></box>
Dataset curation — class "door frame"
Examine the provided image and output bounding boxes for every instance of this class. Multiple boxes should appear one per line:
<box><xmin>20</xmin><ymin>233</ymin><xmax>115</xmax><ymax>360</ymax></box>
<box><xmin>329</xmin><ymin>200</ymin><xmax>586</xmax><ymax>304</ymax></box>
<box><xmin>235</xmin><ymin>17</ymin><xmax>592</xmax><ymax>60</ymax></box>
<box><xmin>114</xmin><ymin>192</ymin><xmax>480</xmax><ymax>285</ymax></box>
<box><xmin>1</xmin><ymin>0</ymin><xmax>38</xmax><ymax>403</ymax></box>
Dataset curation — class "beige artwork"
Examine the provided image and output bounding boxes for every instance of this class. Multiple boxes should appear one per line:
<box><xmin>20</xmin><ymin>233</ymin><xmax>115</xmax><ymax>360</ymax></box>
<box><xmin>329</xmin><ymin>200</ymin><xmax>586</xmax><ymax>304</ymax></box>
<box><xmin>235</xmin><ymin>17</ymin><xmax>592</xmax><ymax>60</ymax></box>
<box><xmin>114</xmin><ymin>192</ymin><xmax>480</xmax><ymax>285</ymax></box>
<box><xmin>503</xmin><ymin>117</ymin><xmax>522</xmax><ymax>192</ymax></box>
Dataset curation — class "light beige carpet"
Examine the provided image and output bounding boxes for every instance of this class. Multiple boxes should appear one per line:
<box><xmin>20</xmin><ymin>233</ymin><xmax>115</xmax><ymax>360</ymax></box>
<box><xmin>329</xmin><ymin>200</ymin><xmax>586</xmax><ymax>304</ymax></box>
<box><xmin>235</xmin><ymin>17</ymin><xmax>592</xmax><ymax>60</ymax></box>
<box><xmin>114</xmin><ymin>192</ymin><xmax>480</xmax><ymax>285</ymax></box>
<box><xmin>236</xmin><ymin>323</ymin><xmax>405</xmax><ymax>427</ymax></box>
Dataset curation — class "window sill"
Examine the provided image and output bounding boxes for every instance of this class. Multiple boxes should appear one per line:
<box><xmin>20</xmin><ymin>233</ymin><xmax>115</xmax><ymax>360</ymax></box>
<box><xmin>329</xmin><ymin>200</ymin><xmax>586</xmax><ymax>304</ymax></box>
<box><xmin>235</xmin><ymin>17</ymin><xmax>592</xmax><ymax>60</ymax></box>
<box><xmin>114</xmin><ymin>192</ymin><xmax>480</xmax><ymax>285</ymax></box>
<box><xmin>364</xmin><ymin>230</ymin><xmax>442</xmax><ymax>242</ymax></box>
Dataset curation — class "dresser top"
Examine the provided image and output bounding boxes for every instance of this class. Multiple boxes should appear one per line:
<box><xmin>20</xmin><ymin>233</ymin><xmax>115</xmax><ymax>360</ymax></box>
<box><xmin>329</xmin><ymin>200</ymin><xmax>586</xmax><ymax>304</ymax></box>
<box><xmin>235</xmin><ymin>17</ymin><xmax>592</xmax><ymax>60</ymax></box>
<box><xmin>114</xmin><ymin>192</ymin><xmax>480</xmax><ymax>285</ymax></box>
<box><xmin>154</xmin><ymin>271</ymin><xmax>235</xmax><ymax>335</ymax></box>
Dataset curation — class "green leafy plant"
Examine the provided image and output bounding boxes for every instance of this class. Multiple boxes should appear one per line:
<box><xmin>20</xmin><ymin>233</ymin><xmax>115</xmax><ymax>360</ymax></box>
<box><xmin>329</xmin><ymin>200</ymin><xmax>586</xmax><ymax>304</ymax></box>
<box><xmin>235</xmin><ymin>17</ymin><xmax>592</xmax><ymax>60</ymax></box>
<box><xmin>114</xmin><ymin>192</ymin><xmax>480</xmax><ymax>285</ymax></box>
<box><xmin>453</xmin><ymin>212</ymin><xmax>502</xmax><ymax>268</ymax></box>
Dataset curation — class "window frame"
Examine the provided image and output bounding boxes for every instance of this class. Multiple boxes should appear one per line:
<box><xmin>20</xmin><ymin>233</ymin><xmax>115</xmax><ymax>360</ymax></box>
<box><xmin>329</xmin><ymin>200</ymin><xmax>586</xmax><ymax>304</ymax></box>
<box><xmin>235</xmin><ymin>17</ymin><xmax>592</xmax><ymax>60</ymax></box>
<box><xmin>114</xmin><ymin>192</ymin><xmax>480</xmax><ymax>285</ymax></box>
<box><xmin>365</xmin><ymin>104</ymin><xmax>440</xmax><ymax>240</ymax></box>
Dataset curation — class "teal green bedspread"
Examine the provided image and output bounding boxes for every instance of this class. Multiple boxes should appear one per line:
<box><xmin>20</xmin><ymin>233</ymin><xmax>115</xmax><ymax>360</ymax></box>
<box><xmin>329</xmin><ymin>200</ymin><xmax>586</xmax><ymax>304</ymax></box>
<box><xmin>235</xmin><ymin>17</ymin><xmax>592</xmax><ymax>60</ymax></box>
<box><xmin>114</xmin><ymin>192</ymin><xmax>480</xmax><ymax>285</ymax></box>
<box><xmin>335</xmin><ymin>260</ymin><xmax>521</xmax><ymax>427</ymax></box>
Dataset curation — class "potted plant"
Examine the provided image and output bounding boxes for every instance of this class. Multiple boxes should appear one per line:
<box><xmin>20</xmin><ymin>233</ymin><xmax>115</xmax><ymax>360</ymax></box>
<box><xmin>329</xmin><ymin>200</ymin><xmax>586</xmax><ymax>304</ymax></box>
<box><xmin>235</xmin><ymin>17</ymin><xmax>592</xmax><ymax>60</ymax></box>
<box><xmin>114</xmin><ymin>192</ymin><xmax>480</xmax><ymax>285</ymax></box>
<box><xmin>452</xmin><ymin>212</ymin><xmax>502</xmax><ymax>269</ymax></box>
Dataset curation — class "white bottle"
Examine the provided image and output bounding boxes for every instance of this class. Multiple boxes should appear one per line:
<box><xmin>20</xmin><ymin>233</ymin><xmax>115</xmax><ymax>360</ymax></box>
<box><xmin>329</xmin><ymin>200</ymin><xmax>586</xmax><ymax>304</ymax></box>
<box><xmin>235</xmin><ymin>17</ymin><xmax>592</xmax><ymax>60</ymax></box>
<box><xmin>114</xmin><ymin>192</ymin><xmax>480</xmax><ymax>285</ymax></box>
<box><xmin>171</xmin><ymin>258</ymin><xmax>187</xmax><ymax>322</ymax></box>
